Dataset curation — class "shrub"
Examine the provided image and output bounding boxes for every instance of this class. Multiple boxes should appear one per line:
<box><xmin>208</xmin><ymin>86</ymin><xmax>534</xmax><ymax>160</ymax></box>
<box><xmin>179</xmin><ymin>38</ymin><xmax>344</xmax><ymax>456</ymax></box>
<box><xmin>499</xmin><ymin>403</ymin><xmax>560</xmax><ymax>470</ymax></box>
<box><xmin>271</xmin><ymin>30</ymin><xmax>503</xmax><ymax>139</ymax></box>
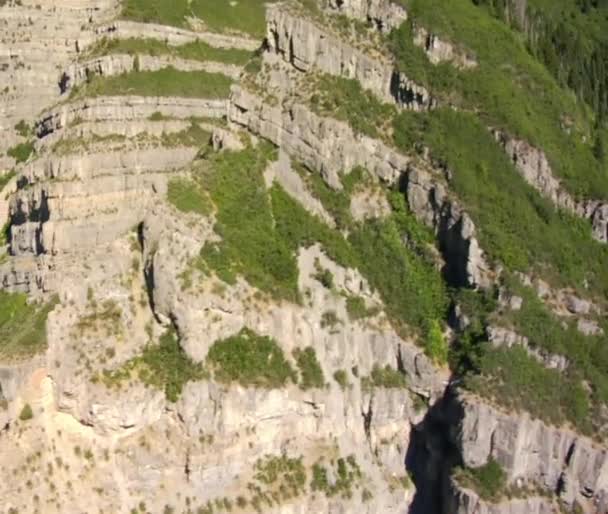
<box><xmin>333</xmin><ymin>369</ymin><xmax>349</xmax><ymax>389</ymax></box>
<box><xmin>425</xmin><ymin>319</ymin><xmax>448</xmax><ymax>365</ymax></box>
<box><xmin>19</xmin><ymin>403</ymin><xmax>33</xmax><ymax>421</ymax></box>
<box><xmin>293</xmin><ymin>347</ymin><xmax>324</xmax><ymax>390</ymax></box>
<box><xmin>362</xmin><ymin>364</ymin><xmax>407</xmax><ymax>390</ymax></box>
<box><xmin>7</xmin><ymin>141</ymin><xmax>34</xmax><ymax>163</ymax></box>
<box><xmin>207</xmin><ymin>328</ymin><xmax>296</xmax><ymax>388</ymax></box>
<box><xmin>454</xmin><ymin>458</ymin><xmax>506</xmax><ymax>501</ymax></box>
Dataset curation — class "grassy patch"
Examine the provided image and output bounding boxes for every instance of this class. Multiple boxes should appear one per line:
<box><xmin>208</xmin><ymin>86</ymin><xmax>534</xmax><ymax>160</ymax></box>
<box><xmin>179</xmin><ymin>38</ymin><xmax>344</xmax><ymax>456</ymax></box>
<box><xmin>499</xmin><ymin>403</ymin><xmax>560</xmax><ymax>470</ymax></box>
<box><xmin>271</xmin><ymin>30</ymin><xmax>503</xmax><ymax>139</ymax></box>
<box><xmin>310</xmin><ymin>455</ymin><xmax>362</xmax><ymax>498</ymax></box>
<box><xmin>207</xmin><ymin>328</ymin><xmax>296</xmax><ymax>388</ymax></box>
<box><xmin>0</xmin><ymin>170</ymin><xmax>15</xmax><ymax>192</ymax></box>
<box><xmin>293</xmin><ymin>347</ymin><xmax>324</xmax><ymax>390</ymax></box>
<box><xmin>0</xmin><ymin>292</ymin><xmax>58</xmax><ymax>360</ymax></box>
<box><xmin>70</xmin><ymin>67</ymin><xmax>233</xmax><ymax>99</ymax></box>
<box><xmin>167</xmin><ymin>177</ymin><xmax>212</xmax><ymax>216</ymax></box>
<box><xmin>120</xmin><ymin>0</ymin><xmax>275</xmax><ymax>37</ymax></box>
<box><xmin>392</xmin><ymin>0</ymin><xmax>607</xmax><ymax>200</ymax></box>
<box><xmin>465</xmin><ymin>345</ymin><xmax>591</xmax><ymax>434</ymax></box>
<box><xmin>453</xmin><ymin>458</ymin><xmax>507</xmax><ymax>501</ymax></box>
<box><xmin>7</xmin><ymin>141</ymin><xmax>34</xmax><ymax>163</ymax></box>
<box><xmin>362</xmin><ymin>364</ymin><xmax>407</xmax><ymax>390</ymax></box>
<box><xmin>88</xmin><ymin>37</ymin><xmax>252</xmax><ymax>65</ymax></box>
<box><xmin>103</xmin><ymin>329</ymin><xmax>206</xmax><ymax>402</ymax></box>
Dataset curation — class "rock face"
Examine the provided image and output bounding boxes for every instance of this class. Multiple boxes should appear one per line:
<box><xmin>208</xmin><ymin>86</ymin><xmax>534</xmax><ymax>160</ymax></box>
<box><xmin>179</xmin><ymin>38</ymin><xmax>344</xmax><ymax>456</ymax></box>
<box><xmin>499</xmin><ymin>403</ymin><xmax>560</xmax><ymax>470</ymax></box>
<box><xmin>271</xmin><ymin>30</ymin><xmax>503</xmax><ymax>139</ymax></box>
<box><xmin>0</xmin><ymin>1</ymin><xmax>606</xmax><ymax>514</ymax></box>
<box><xmin>326</xmin><ymin>0</ymin><xmax>408</xmax><ymax>33</ymax></box>
<box><xmin>266</xmin><ymin>3</ymin><xmax>433</xmax><ymax>110</ymax></box>
<box><xmin>453</xmin><ymin>395</ymin><xmax>608</xmax><ymax>511</ymax></box>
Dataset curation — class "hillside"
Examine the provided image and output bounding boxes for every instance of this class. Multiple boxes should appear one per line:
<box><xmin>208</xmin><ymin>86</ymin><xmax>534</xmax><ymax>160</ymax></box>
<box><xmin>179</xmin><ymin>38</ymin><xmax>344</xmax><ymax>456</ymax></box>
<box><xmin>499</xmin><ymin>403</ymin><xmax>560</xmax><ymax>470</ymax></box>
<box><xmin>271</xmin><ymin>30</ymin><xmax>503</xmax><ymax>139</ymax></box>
<box><xmin>0</xmin><ymin>0</ymin><xmax>607</xmax><ymax>513</ymax></box>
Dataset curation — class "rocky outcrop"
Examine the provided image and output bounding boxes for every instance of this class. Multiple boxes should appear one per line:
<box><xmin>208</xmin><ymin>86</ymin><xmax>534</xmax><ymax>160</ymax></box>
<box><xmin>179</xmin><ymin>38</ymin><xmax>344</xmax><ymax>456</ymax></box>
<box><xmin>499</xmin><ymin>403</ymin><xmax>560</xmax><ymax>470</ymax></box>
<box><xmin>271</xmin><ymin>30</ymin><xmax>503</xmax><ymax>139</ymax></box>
<box><xmin>413</xmin><ymin>26</ymin><xmax>477</xmax><ymax>69</ymax></box>
<box><xmin>452</xmin><ymin>395</ymin><xmax>608</xmax><ymax>511</ymax></box>
<box><xmin>446</xmin><ymin>482</ymin><xmax>557</xmax><ymax>514</ymax></box>
<box><xmin>495</xmin><ymin>131</ymin><xmax>608</xmax><ymax>244</ymax></box>
<box><xmin>62</xmin><ymin>54</ymin><xmax>242</xmax><ymax>93</ymax></box>
<box><xmin>95</xmin><ymin>20</ymin><xmax>260</xmax><ymax>51</ymax></box>
<box><xmin>487</xmin><ymin>326</ymin><xmax>569</xmax><ymax>371</ymax></box>
<box><xmin>36</xmin><ymin>95</ymin><xmax>228</xmax><ymax>138</ymax></box>
<box><xmin>230</xmin><ymin>86</ymin><xmax>492</xmax><ymax>288</ymax></box>
<box><xmin>266</xmin><ymin>4</ymin><xmax>433</xmax><ymax>110</ymax></box>
<box><xmin>326</xmin><ymin>0</ymin><xmax>408</xmax><ymax>33</ymax></box>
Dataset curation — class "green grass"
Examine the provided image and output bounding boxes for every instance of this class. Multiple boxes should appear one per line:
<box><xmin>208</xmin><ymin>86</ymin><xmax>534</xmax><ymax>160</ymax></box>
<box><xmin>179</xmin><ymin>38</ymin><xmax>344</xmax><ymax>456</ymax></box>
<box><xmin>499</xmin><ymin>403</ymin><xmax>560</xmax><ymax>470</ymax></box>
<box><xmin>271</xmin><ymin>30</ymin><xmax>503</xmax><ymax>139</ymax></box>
<box><xmin>310</xmin><ymin>456</ymin><xmax>362</xmax><ymax>498</ymax></box>
<box><xmin>293</xmin><ymin>347</ymin><xmax>324</xmax><ymax>390</ymax></box>
<box><xmin>0</xmin><ymin>292</ymin><xmax>58</xmax><ymax>360</ymax></box>
<box><xmin>362</xmin><ymin>364</ymin><xmax>407</xmax><ymax>390</ymax></box>
<box><xmin>196</xmin><ymin>143</ymin><xmax>448</xmax><ymax>348</ymax></box>
<box><xmin>0</xmin><ymin>171</ymin><xmax>15</xmax><ymax>192</ymax></box>
<box><xmin>88</xmin><ymin>37</ymin><xmax>252</xmax><ymax>65</ymax></box>
<box><xmin>392</xmin><ymin>0</ymin><xmax>607</xmax><ymax>200</ymax></box>
<box><xmin>167</xmin><ymin>177</ymin><xmax>212</xmax><ymax>216</ymax></box>
<box><xmin>70</xmin><ymin>67</ymin><xmax>233</xmax><ymax>99</ymax></box>
<box><xmin>103</xmin><ymin>329</ymin><xmax>206</xmax><ymax>402</ymax></box>
<box><xmin>207</xmin><ymin>328</ymin><xmax>296</xmax><ymax>388</ymax></box>
<box><xmin>393</xmin><ymin>108</ymin><xmax>608</xmax><ymax>298</ymax></box>
<box><xmin>453</xmin><ymin>458</ymin><xmax>507</xmax><ymax>501</ymax></box>
<box><xmin>7</xmin><ymin>141</ymin><xmax>35</xmax><ymax>163</ymax></box>
<box><xmin>120</xmin><ymin>0</ymin><xmax>276</xmax><ymax>37</ymax></box>
<box><xmin>465</xmin><ymin>345</ymin><xmax>591</xmax><ymax>435</ymax></box>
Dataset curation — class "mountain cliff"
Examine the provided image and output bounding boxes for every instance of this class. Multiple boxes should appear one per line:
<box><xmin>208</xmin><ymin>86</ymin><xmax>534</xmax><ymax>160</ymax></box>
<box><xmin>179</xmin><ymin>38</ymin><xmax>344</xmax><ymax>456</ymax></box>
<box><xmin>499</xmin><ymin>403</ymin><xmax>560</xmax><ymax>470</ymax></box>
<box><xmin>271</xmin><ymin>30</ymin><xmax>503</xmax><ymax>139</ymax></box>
<box><xmin>0</xmin><ymin>0</ymin><xmax>607</xmax><ymax>513</ymax></box>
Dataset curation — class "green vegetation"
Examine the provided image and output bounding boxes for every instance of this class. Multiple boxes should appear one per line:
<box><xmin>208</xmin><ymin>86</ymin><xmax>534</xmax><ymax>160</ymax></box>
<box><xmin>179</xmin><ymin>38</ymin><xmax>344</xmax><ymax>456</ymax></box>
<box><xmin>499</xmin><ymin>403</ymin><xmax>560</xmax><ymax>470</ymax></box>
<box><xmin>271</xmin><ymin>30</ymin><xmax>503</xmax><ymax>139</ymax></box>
<box><xmin>70</xmin><ymin>67</ymin><xmax>233</xmax><ymax>100</ymax></box>
<box><xmin>293</xmin><ymin>347</ymin><xmax>324</xmax><ymax>390</ymax></box>
<box><xmin>454</xmin><ymin>458</ymin><xmax>507</xmax><ymax>501</ymax></box>
<box><xmin>19</xmin><ymin>404</ymin><xmax>33</xmax><ymax>421</ymax></box>
<box><xmin>120</xmin><ymin>0</ymin><xmax>275</xmax><ymax>37</ymax></box>
<box><xmin>252</xmin><ymin>454</ymin><xmax>307</xmax><ymax>500</ymax></box>
<box><xmin>465</xmin><ymin>345</ymin><xmax>591</xmax><ymax>434</ymax></box>
<box><xmin>294</xmin><ymin>163</ymin><xmax>367</xmax><ymax>230</ymax></box>
<box><xmin>103</xmin><ymin>329</ymin><xmax>206</xmax><ymax>402</ymax></box>
<box><xmin>207</xmin><ymin>328</ymin><xmax>296</xmax><ymax>388</ymax></box>
<box><xmin>310</xmin><ymin>76</ymin><xmax>392</xmax><ymax>140</ymax></box>
<box><xmin>88</xmin><ymin>37</ymin><xmax>252</xmax><ymax>65</ymax></box>
<box><xmin>333</xmin><ymin>369</ymin><xmax>349</xmax><ymax>389</ymax></box>
<box><xmin>0</xmin><ymin>170</ymin><xmax>15</xmax><ymax>192</ymax></box>
<box><xmin>14</xmin><ymin>120</ymin><xmax>30</xmax><ymax>138</ymax></box>
<box><xmin>167</xmin><ymin>177</ymin><xmax>212</xmax><ymax>216</ymax></box>
<box><xmin>474</xmin><ymin>0</ymin><xmax>608</xmax><ymax>124</ymax></box>
<box><xmin>345</xmin><ymin>295</ymin><xmax>376</xmax><ymax>321</ymax></box>
<box><xmin>394</xmin><ymin>0</ymin><xmax>607</xmax><ymax>200</ymax></box>
<box><xmin>349</xmin><ymin>191</ymin><xmax>448</xmax><ymax>345</ymax></box>
<box><xmin>7</xmin><ymin>141</ymin><xmax>34</xmax><ymax>163</ymax></box>
<box><xmin>362</xmin><ymin>364</ymin><xmax>407</xmax><ymax>390</ymax></box>
<box><xmin>311</xmin><ymin>73</ymin><xmax>608</xmax><ymax>299</ymax></box>
<box><xmin>0</xmin><ymin>292</ymin><xmax>57</xmax><ymax>360</ymax></box>
<box><xmin>310</xmin><ymin>455</ymin><xmax>362</xmax><ymax>498</ymax></box>
<box><xmin>196</xmin><ymin>142</ymin><xmax>448</xmax><ymax>346</ymax></box>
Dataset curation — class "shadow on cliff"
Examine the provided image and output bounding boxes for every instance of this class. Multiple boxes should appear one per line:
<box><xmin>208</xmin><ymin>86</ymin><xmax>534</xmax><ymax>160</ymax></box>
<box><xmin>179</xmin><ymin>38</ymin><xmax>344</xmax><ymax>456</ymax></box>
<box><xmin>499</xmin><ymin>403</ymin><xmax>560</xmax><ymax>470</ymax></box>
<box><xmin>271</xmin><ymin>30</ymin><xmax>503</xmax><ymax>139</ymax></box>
<box><xmin>405</xmin><ymin>387</ymin><xmax>464</xmax><ymax>514</ymax></box>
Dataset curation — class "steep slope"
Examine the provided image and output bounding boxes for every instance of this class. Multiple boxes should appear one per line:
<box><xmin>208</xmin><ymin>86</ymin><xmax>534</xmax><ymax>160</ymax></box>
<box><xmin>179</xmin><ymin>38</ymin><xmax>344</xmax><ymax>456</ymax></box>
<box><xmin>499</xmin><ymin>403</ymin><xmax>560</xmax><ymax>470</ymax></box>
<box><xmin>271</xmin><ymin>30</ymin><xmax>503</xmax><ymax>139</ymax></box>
<box><xmin>0</xmin><ymin>1</ymin><xmax>607</xmax><ymax>514</ymax></box>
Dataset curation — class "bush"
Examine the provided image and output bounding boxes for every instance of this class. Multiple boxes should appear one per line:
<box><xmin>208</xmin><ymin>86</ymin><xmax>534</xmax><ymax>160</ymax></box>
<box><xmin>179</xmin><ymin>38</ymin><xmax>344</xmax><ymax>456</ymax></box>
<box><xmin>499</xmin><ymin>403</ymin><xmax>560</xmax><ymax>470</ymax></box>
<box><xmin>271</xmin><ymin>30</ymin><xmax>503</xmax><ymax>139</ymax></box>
<box><xmin>293</xmin><ymin>347</ymin><xmax>324</xmax><ymax>390</ymax></box>
<box><xmin>19</xmin><ymin>404</ymin><xmax>33</xmax><ymax>421</ymax></box>
<box><xmin>333</xmin><ymin>369</ymin><xmax>349</xmax><ymax>389</ymax></box>
<box><xmin>454</xmin><ymin>458</ymin><xmax>506</xmax><ymax>501</ymax></box>
<box><xmin>362</xmin><ymin>364</ymin><xmax>407</xmax><ymax>390</ymax></box>
<box><xmin>0</xmin><ymin>292</ymin><xmax>58</xmax><ymax>359</ymax></box>
<box><xmin>207</xmin><ymin>328</ymin><xmax>296</xmax><ymax>388</ymax></box>
<box><xmin>425</xmin><ymin>319</ymin><xmax>448</xmax><ymax>365</ymax></box>
<box><xmin>7</xmin><ymin>141</ymin><xmax>34</xmax><ymax>163</ymax></box>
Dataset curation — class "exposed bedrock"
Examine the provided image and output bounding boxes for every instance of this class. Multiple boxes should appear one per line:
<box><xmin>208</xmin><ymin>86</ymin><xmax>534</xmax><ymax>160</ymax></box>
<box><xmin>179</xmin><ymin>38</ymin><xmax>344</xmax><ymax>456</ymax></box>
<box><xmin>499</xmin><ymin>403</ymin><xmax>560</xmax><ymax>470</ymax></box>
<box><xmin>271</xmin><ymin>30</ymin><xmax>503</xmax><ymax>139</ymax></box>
<box><xmin>36</xmin><ymin>96</ymin><xmax>228</xmax><ymax>138</ymax></box>
<box><xmin>266</xmin><ymin>4</ymin><xmax>433</xmax><ymax>111</ymax></box>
